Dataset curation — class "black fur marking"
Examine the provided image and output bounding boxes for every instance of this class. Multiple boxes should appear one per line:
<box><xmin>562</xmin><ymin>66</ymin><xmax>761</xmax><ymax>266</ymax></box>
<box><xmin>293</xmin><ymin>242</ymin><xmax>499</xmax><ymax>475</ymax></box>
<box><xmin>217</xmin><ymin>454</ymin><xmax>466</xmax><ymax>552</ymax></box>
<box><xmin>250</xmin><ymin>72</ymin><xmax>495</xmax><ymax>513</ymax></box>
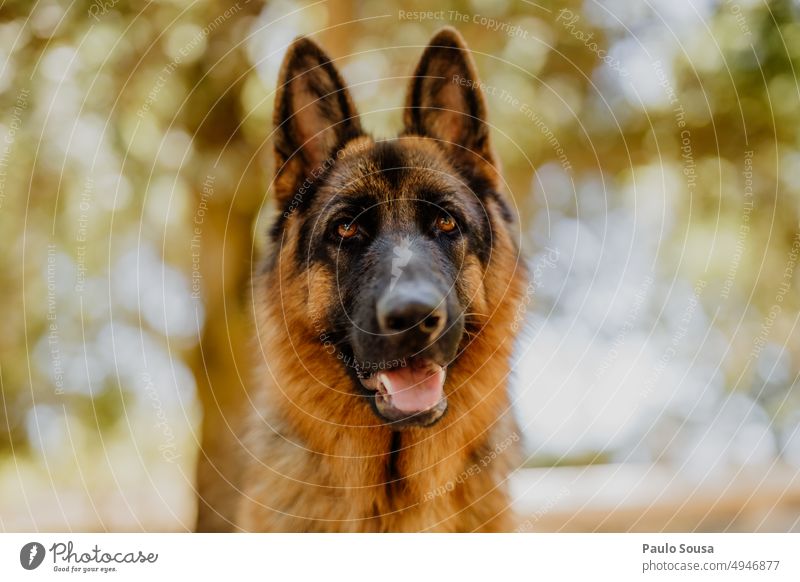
<box><xmin>386</xmin><ymin>430</ymin><xmax>402</xmax><ymax>500</ymax></box>
<box><xmin>297</xmin><ymin>193</ymin><xmax>379</xmax><ymax>268</ymax></box>
<box><xmin>414</xmin><ymin>184</ymin><xmax>493</xmax><ymax>266</ymax></box>
<box><xmin>270</xmin><ymin>122</ymin><xmax>370</xmax><ymax>246</ymax></box>
<box><xmin>269</xmin><ymin>177</ymin><xmax>321</xmax><ymax>241</ymax></box>
<box><xmin>488</xmin><ymin>189</ymin><xmax>514</xmax><ymax>224</ymax></box>
<box><xmin>372</xmin><ymin>140</ymin><xmax>406</xmax><ymax>190</ymax></box>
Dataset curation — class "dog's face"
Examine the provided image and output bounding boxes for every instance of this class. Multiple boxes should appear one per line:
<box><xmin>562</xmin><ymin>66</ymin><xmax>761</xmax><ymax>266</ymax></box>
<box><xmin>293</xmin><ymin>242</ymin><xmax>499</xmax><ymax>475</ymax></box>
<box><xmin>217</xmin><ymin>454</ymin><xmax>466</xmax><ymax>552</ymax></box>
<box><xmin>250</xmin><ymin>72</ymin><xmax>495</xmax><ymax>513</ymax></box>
<box><xmin>267</xmin><ymin>28</ymin><xmax>514</xmax><ymax>428</ymax></box>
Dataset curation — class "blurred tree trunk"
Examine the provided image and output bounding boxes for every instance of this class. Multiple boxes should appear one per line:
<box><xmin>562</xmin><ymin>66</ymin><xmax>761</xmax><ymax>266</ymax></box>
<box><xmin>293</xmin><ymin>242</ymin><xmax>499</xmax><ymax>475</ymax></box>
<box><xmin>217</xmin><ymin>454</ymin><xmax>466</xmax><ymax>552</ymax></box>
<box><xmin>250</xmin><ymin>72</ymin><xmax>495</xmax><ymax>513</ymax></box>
<box><xmin>181</xmin><ymin>0</ymin><xmax>267</xmax><ymax>532</ymax></box>
<box><xmin>186</xmin><ymin>1</ymin><xmax>356</xmax><ymax>531</ymax></box>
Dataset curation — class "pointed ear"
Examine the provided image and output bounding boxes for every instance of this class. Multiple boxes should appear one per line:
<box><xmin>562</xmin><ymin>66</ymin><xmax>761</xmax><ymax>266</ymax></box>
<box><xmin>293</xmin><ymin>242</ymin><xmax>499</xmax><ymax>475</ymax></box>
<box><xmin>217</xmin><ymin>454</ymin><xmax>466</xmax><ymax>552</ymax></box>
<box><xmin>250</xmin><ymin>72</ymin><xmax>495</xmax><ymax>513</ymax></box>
<box><xmin>272</xmin><ymin>37</ymin><xmax>363</xmax><ymax>206</ymax></box>
<box><xmin>403</xmin><ymin>27</ymin><xmax>494</xmax><ymax>165</ymax></box>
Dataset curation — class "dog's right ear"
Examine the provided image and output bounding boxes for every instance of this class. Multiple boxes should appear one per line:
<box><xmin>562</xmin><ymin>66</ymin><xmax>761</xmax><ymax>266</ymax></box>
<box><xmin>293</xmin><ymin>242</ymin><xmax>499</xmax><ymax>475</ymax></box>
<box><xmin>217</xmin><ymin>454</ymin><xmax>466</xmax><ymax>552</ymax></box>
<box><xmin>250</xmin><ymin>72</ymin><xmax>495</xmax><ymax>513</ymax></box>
<box><xmin>272</xmin><ymin>37</ymin><xmax>363</xmax><ymax>208</ymax></box>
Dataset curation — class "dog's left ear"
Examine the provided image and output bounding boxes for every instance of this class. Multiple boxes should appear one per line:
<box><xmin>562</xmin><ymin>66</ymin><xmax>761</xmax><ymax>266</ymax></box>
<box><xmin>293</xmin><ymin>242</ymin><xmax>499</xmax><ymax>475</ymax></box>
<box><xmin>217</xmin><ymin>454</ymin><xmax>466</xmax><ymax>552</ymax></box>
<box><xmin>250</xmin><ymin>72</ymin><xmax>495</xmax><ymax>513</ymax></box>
<box><xmin>403</xmin><ymin>27</ymin><xmax>495</xmax><ymax>166</ymax></box>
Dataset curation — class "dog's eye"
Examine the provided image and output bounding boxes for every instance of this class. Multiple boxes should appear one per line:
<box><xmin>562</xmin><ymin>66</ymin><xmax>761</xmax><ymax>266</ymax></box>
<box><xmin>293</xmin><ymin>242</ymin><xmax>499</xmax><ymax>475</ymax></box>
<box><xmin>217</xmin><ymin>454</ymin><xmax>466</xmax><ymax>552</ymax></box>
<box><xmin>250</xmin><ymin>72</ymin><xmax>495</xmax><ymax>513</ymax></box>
<box><xmin>337</xmin><ymin>221</ymin><xmax>359</xmax><ymax>239</ymax></box>
<box><xmin>435</xmin><ymin>213</ymin><xmax>457</xmax><ymax>233</ymax></box>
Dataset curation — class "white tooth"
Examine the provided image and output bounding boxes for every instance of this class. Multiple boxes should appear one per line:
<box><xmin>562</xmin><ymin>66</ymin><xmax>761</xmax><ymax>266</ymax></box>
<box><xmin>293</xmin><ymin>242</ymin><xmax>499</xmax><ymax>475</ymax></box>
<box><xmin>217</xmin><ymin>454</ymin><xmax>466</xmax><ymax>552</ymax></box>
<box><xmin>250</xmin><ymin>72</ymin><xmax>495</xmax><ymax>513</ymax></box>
<box><xmin>378</xmin><ymin>372</ymin><xmax>394</xmax><ymax>395</ymax></box>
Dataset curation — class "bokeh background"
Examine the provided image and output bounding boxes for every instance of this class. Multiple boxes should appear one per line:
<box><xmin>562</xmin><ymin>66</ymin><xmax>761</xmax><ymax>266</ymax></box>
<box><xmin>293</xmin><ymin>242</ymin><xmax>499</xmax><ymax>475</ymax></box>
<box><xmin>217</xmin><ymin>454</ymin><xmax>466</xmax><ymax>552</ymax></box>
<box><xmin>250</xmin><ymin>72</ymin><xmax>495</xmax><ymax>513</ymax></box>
<box><xmin>1</xmin><ymin>0</ymin><xmax>799</xmax><ymax>531</ymax></box>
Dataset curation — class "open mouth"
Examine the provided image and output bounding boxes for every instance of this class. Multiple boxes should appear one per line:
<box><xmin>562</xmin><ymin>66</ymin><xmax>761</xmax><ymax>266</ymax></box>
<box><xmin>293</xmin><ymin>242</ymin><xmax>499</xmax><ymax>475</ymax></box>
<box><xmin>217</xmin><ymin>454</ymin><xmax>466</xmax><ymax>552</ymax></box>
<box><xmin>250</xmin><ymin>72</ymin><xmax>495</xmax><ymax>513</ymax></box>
<box><xmin>358</xmin><ymin>356</ymin><xmax>448</xmax><ymax>427</ymax></box>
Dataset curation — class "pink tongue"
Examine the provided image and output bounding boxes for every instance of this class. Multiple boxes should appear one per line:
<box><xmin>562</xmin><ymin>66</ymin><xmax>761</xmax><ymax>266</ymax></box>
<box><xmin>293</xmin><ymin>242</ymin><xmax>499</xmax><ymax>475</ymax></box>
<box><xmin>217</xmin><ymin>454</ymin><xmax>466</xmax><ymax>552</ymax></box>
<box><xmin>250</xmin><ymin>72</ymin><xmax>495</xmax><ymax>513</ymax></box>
<box><xmin>378</xmin><ymin>366</ymin><xmax>444</xmax><ymax>413</ymax></box>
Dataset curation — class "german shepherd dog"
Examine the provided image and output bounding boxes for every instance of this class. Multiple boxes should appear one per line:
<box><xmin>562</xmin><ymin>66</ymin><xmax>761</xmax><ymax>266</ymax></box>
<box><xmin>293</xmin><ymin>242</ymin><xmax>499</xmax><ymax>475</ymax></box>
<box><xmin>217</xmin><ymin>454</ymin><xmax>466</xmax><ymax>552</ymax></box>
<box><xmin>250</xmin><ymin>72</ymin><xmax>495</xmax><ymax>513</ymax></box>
<box><xmin>217</xmin><ymin>27</ymin><xmax>527</xmax><ymax>532</ymax></box>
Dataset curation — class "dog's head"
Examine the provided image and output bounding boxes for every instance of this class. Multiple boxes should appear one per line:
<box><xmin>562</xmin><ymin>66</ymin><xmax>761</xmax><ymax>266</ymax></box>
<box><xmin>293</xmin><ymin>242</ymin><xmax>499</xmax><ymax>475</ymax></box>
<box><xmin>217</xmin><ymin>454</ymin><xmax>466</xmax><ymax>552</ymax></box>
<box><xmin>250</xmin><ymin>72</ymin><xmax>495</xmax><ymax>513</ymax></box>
<box><xmin>266</xmin><ymin>28</ymin><xmax>517</xmax><ymax>428</ymax></box>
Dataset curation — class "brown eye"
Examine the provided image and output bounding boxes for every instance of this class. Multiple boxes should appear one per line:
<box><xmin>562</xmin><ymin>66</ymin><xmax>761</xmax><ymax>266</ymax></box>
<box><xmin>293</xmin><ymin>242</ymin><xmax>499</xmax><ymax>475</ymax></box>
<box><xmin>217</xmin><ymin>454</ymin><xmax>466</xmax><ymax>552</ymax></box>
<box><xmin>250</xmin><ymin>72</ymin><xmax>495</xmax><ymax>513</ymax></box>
<box><xmin>435</xmin><ymin>214</ymin><xmax>456</xmax><ymax>233</ymax></box>
<box><xmin>337</xmin><ymin>221</ymin><xmax>359</xmax><ymax>238</ymax></box>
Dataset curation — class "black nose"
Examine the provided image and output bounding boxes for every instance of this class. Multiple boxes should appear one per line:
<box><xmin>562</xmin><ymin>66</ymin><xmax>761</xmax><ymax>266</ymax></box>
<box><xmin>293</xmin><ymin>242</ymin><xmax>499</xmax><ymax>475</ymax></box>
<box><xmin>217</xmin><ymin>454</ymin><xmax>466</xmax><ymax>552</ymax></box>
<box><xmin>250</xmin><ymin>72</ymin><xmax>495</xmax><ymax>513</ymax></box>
<box><xmin>377</xmin><ymin>283</ymin><xmax>447</xmax><ymax>341</ymax></box>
